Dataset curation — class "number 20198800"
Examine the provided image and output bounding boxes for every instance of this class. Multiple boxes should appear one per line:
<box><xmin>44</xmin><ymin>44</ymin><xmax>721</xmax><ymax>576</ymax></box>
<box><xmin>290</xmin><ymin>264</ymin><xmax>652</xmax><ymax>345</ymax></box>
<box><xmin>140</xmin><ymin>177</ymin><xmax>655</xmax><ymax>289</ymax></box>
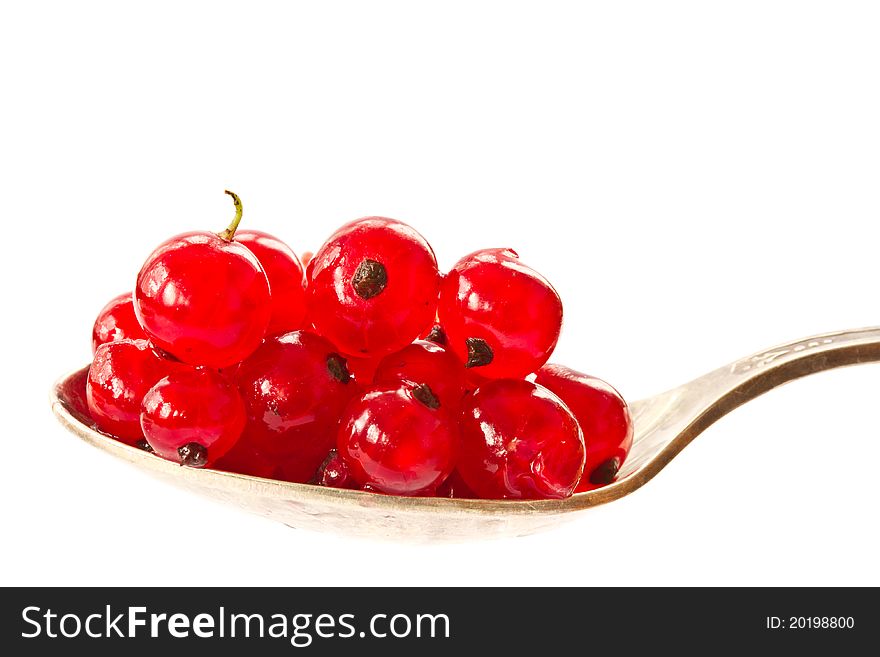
<box><xmin>766</xmin><ymin>617</ymin><xmax>855</xmax><ymax>629</ymax></box>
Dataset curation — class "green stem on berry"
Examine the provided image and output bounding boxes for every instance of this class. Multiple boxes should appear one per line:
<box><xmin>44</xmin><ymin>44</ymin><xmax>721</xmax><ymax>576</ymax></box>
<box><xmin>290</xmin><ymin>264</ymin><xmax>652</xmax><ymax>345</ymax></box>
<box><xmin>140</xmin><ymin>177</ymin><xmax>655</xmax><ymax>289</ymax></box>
<box><xmin>218</xmin><ymin>190</ymin><xmax>243</xmax><ymax>241</ymax></box>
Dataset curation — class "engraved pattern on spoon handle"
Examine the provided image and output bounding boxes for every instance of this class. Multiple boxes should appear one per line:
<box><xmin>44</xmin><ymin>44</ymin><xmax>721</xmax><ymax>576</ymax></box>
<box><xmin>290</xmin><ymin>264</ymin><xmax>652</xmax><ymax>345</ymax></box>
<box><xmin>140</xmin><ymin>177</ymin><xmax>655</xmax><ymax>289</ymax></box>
<box><xmin>622</xmin><ymin>327</ymin><xmax>880</xmax><ymax>477</ymax></box>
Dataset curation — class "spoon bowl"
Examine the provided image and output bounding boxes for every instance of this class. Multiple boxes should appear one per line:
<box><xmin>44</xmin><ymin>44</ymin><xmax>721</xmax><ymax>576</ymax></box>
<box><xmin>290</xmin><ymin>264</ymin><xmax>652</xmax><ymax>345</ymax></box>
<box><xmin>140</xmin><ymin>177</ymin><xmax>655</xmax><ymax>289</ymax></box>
<box><xmin>51</xmin><ymin>327</ymin><xmax>880</xmax><ymax>542</ymax></box>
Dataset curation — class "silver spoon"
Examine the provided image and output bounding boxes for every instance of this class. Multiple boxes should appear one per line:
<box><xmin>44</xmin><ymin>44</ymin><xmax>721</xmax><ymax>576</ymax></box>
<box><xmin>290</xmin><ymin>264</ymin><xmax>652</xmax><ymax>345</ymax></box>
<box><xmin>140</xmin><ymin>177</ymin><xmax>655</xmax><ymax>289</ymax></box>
<box><xmin>51</xmin><ymin>327</ymin><xmax>880</xmax><ymax>542</ymax></box>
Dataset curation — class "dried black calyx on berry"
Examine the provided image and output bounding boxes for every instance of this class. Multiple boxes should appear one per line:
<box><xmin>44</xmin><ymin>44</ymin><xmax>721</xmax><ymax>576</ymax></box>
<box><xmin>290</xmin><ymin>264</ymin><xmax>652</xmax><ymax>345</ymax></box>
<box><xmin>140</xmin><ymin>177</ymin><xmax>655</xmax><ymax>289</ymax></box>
<box><xmin>352</xmin><ymin>258</ymin><xmax>388</xmax><ymax>299</ymax></box>
<box><xmin>309</xmin><ymin>449</ymin><xmax>339</xmax><ymax>485</ymax></box>
<box><xmin>135</xmin><ymin>439</ymin><xmax>154</xmax><ymax>453</ymax></box>
<box><xmin>425</xmin><ymin>324</ymin><xmax>447</xmax><ymax>346</ymax></box>
<box><xmin>465</xmin><ymin>337</ymin><xmax>493</xmax><ymax>368</ymax></box>
<box><xmin>326</xmin><ymin>353</ymin><xmax>352</xmax><ymax>384</ymax></box>
<box><xmin>412</xmin><ymin>383</ymin><xmax>441</xmax><ymax>409</ymax></box>
<box><xmin>588</xmin><ymin>457</ymin><xmax>621</xmax><ymax>486</ymax></box>
<box><xmin>178</xmin><ymin>442</ymin><xmax>208</xmax><ymax>468</ymax></box>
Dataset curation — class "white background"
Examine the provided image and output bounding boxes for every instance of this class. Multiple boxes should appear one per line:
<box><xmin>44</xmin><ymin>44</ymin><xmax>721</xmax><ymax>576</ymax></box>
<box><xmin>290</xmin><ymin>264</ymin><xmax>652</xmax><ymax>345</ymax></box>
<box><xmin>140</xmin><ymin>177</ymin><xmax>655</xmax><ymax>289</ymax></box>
<box><xmin>1</xmin><ymin>1</ymin><xmax>878</xmax><ymax>586</ymax></box>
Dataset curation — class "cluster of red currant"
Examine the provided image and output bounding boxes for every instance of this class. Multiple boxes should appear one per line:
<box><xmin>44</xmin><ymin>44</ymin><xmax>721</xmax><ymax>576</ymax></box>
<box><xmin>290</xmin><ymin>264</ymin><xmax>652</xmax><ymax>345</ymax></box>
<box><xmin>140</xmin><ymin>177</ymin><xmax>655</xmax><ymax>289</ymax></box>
<box><xmin>86</xmin><ymin>192</ymin><xmax>632</xmax><ymax>500</ymax></box>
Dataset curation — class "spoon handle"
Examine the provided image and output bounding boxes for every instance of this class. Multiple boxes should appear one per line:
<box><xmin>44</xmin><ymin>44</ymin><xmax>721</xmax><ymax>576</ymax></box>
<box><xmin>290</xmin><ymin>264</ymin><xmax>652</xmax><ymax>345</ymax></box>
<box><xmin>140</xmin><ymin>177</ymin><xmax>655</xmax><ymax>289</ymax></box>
<box><xmin>624</xmin><ymin>327</ymin><xmax>880</xmax><ymax>476</ymax></box>
<box><xmin>718</xmin><ymin>325</ymin><xmax>880</xmax><ymax>391</ymax></box>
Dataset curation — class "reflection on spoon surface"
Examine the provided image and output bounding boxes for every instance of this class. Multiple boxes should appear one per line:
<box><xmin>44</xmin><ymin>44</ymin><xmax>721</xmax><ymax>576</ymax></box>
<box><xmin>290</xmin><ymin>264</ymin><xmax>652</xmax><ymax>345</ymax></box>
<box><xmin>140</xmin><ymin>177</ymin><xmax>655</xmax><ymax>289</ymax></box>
<box><xmin>51</xmin><ymin>327</ymin><xmax>880</xmax><ymax>542</ymax></box>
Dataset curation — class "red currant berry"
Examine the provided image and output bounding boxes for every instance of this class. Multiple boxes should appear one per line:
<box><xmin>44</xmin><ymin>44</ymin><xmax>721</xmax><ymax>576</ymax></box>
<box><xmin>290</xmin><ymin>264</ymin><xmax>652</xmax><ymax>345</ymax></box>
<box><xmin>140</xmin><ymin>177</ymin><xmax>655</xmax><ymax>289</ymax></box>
<box><xmin>92</xmin><ymin>292</ymin><xmax>147</xmax><ymax>354</ymax></box>
<box><xmin>458</xmin><ymin>379</ymin><xmax>584</xmax><ymax>499</ymax></box>
<box><xmin>438</xmin><ymin>248</ymin><xmax>562</xmax><ymax>379</ymax></box>
<box><xmin>311</xmin><ymin>449</ymin><xmax>358</xmax><ymax>489</ymax></box>
<box><xmin>234</xmin><ymin>230</ymin><xmax>307</xmax><ymax>336</ymax></box>
<box><xmin>141</xmin><ymin>368</ymin><xmax>245</xmax><ymax>467</ymax></box>
<box><xmin>373</xmin><ymin>340</ymin><xmax>467</xmax><ymax>411</ymax></box>
<box><xmin>308</xmin><ymin>217</ymin><xmax>440</xmax><ymax>357</ymax></box>
<box><xmin>212</xmin><ymin>440</ymin><xmax>277</xmax><ymax>479</ymax></box>
<box><xmin>535</xmin><ymin>364</ymin><xmax>633</xmax><ymax>491</ymax></box>
<box><xmin>337</xmin><ymin>383</ymin><xmax>458</xmax><ymax>495</ymax></box>
<box><xmin>133</xmin><ymin>191</ymin><xmax>271</xmax><ymax>368</ymax></box>
<box><xmin>86</xmin><ymin>339</ymin><xmax>172</xmax><ymax>444</ymax></box>
<box><xmin>234</xmin><ymin>331</ymin><xmax>355</xmax><ymax>482</ymax></box>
